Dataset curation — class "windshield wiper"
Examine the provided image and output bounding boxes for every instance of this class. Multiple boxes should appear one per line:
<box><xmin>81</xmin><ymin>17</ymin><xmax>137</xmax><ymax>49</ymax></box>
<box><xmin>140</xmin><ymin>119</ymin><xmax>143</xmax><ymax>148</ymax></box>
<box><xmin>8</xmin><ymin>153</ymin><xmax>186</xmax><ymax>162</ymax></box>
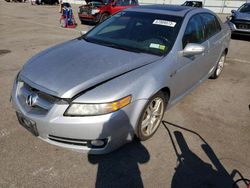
<box><xmin>86</xmin><ymin>39</ymin><xmax>141</xmax><ymax>53</ymax></box>
<box><xmin>81</xmin><ymin>37</ymin><xmax>163</xmax><ymax>55</ymax></box>
<box><xmin>104</xmin><ymin>43</ymin><xmax>142</xmax><ymax>53</ymax></box>
<box><xmin>81</xmin><ymin>35</ymin><xmax>91</xmax><ymax>42</ymax></box>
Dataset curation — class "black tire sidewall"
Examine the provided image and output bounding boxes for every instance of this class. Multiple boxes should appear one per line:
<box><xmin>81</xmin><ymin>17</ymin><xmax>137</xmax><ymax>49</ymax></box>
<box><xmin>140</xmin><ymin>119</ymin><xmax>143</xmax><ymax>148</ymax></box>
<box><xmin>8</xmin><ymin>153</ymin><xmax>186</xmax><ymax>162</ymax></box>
<box><xmin>100</xmin><ymin>13</ymin><xmax>109</xmax><ymax>22</ymax></box>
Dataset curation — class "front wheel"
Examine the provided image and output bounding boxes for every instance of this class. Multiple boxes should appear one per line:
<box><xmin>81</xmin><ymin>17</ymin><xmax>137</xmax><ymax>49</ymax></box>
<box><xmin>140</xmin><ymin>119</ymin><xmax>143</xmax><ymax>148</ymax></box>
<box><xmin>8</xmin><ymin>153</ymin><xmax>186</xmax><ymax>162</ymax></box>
<box><xmin>99</xmin><ymin>13</ymin><xmax>109</xmax><ymax>23</ymax></box>
<box><xmin>137</xmin><ymin>92</ymin><xmax>167</xmax><ymax>141</ymax></box>
<box><xmin>210</xmin><ymin>53</ymin><xmax>226</xmax><ymax>79</ymax></box>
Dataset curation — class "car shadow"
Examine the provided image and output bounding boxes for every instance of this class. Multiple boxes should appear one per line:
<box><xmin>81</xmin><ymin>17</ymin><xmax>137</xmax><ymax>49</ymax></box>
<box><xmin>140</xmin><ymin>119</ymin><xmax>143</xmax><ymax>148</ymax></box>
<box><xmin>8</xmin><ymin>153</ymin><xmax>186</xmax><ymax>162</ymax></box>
<box><xmin>231</xmin><ymin>34</ymin><xmax>250</xmax><ymax>42</ymax></box>
<box><xmin>88</xmin><ymin>111</ymin><xmax>150</xmax><ymax>188</ymax></box>
<box><xmin>162</xmin><ymin>121</ymin><xmax>238</xmax><ymax>188</ymax></box>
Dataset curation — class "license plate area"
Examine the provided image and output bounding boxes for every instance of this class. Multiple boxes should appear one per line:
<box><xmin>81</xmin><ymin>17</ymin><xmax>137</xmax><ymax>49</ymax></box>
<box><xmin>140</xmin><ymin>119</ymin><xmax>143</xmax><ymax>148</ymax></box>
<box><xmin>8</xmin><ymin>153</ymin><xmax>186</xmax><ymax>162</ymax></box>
<box><xmin>16</xmin><ymin>112</ymin><xmax>39</xmax><ymax>136</ymax></box>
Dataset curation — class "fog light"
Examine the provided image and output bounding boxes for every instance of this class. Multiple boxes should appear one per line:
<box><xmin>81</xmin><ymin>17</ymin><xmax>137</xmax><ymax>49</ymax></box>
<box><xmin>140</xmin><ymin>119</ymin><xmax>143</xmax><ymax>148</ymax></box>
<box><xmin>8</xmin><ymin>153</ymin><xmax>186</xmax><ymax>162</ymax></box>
<box><xmin>91</xmin><ymin>140</ymin><xmax>105</xmax><ymax>147</ymax></box>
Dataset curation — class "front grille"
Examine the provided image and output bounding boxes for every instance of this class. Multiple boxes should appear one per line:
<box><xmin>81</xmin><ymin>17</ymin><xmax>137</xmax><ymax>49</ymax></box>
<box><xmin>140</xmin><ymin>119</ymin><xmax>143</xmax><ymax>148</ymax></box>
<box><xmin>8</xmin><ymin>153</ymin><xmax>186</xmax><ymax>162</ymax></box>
<box><xmin>235</xmin><ymin>23</ymin><xmax>250</xmax><ymax>29</ymax></box>
<box><xmin>233</xmin><ymin>20</ymin><xmax>250</xmax><ymax>30</ymax></box>
<box><xmin>79</xmin><ymin>7</ymin><xmax>91</xmax><ymax>14</ymax></box>
<box><xmin>17</xmin><ymin>81</ymin><xmax>59</xmax><ymax>115</ymax></box>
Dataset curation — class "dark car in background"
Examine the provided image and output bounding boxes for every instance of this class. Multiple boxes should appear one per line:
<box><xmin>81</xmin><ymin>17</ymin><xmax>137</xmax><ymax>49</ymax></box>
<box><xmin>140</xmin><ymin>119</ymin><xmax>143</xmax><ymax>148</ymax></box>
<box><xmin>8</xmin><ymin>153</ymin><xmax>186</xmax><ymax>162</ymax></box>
<box><xmin>182</xmin><ymin>1</ymin><xmax>203</xmax><ymax>8</ymax></box>
<box><xmin>33</xmin><ymin>0</ymin><xmax>59</xmax><ymax>5</ymax></box>
<box><xmin>228</xmin><ymin>3</ymin><xmax>250</xmax><ymax>36</ymax></box>
<box><xmin>78</xmin><ymin>0</ymin><xmax>138</xmax><ymax>24</ymax></box>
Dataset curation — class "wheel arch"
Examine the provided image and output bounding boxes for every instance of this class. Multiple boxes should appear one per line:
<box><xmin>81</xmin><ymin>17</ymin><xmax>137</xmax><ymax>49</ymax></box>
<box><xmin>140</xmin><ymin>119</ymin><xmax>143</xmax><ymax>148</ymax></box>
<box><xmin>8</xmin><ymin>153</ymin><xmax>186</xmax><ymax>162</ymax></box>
<box><xmin>160</xmin><ymin>87</ymin><xmax>170</xmax><ymax>102</ymax></box>
<box><xmin>224</xmin><ymin>48</ymin><xmax>228</xmax><ymax>55</ymax></box>
<box><xmin>101</xmin><ymin>11</ymin><xmax>110</xmax><ymax>16</ymax></box>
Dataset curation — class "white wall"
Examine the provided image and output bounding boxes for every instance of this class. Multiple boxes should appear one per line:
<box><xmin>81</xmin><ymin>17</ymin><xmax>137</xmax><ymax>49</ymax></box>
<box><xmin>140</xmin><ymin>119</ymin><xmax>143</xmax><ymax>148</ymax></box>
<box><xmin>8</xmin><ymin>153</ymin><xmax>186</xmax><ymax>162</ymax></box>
<box><xmin>139</xmin><ymin>0</ymin><xmax>248</xmax><ymax>13</ymax></box>
<box><xmin>68</xmin><ymin>0</ymin><xmax>249</xmax><ymax>13</ymax></box>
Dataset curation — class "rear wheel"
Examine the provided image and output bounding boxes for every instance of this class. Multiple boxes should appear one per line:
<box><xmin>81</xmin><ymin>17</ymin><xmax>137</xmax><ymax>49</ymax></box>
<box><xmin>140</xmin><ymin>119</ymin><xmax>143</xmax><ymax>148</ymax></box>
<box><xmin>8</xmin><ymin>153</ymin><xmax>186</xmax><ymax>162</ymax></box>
<box><xmin>210</xmin><ymin>53</ymin><xmax>226</xmax><ymax>79</ymax></box>
<box><xmin>137</xmin><ymin>92</ymin><xmax>167</xmax><ymax>141</ymax></box>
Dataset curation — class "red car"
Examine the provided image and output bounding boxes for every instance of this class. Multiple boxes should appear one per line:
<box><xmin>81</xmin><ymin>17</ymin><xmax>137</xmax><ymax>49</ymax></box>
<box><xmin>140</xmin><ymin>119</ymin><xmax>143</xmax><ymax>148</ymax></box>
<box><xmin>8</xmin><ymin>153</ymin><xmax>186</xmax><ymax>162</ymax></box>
<box><xmin>78</xmin><ymin>0</ymin><xmax>138</xmax><ymax>23</ymax></box>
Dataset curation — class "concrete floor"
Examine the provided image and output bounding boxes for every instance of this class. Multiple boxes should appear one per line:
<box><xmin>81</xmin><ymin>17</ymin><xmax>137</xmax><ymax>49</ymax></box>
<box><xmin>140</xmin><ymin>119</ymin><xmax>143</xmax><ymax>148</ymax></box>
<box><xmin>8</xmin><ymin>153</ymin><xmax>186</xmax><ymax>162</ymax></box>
<box><xmin>0</xmin><ymin>1</ymin><xmax>249</xmax><ymax>188</ymax></box>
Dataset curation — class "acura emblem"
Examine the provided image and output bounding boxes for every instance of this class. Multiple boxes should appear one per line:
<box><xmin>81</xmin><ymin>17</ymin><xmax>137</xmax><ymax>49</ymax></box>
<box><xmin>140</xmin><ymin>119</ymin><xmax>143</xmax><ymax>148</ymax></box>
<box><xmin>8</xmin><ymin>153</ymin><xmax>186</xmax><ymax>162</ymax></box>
<box><xmin>26</xmin><ymin>93</ymin><xmax>38</xmax><ymax>107</ymax></box>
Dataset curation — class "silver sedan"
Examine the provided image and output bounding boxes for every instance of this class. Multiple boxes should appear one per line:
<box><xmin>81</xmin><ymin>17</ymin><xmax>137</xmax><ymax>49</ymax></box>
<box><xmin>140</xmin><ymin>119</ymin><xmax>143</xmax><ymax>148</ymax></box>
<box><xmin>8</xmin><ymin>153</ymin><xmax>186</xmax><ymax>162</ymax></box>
<box><xmin>11</xmin><ymin>5</ymin><xmax>231</xmax><ymax>154</ymax></box>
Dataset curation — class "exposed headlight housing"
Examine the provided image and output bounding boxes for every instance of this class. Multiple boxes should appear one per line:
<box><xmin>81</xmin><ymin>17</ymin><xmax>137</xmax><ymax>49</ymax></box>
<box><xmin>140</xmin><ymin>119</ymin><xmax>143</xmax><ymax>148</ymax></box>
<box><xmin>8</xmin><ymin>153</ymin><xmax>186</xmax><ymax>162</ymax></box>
<box><xmin>91</xmin><ymin>8</ymin><xmax>100</xmax><ymax>15</ymax></box>
<box><xmin>64</xmin><ymin>95</ymin><xmax>132</xmax><ymax>116</ymax></box>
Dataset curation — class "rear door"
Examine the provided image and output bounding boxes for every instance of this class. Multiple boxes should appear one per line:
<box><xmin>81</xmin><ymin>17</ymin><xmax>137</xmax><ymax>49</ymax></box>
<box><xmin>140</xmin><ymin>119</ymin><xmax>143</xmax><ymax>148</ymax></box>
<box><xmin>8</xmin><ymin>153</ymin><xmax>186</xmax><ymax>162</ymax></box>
<box><xmin>200</xmin><ymin>13</ymin><xmax>223</xmax><ymax>74</ymax></box>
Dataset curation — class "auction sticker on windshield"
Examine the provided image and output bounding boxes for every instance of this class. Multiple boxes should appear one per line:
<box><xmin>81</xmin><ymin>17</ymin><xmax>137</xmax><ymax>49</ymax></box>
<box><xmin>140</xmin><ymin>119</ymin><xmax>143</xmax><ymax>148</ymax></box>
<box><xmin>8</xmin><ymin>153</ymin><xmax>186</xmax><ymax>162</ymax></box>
<box><xmin>149</xmin><ymin>43</ymin><xmax>166</xmax><ymax>50</ymax></box>
<box><xmin>153</xmin><ymin>20</ymin><xmax>176</xmax><ymax>27</ymax></box>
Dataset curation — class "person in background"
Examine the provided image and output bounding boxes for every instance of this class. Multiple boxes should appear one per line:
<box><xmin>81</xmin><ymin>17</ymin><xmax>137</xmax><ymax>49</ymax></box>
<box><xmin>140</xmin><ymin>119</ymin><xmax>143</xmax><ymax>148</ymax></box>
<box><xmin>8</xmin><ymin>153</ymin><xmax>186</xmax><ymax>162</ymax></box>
<box><xmin>59</xmin><ymin>0</ymin><xmax>63</xmax><ymax>13</ymax></box>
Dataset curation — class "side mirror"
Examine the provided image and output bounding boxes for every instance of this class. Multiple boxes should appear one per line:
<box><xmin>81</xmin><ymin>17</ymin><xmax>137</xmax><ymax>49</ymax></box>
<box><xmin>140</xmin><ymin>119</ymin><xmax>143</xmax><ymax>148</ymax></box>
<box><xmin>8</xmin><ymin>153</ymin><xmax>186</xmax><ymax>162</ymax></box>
<box><xmin>180</xmin><ymin>43</ymin><xmax>205</xmax><ymax>57</ymax></box>
<box><xmin>231</xmin><ymin>10</ymin><xmax>236</xmax><ymax>14</ymax></box>
<box><xmin>80</xmin><ymin>30</ymin><xmax>87</xmax><ymax>36</ymax></box>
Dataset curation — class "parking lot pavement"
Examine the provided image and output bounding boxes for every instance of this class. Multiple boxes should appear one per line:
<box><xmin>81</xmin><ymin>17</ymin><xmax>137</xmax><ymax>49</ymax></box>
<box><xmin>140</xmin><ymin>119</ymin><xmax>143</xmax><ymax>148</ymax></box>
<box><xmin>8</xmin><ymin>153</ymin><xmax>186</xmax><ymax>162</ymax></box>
<box><xmin>0</xmin><ymin>1</ymin><xmax>249</xmax><ymax>187</ymax></box>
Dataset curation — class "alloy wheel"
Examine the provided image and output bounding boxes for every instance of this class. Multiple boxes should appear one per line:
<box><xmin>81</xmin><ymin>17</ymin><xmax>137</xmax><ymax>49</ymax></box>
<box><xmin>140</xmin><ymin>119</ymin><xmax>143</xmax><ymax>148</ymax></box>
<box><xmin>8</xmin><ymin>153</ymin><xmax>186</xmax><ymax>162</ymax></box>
<box><xmin>216</xmin><ymin>54</ymin><xmax>225</xmax><ymax>76</ymax></box>
<box><xmin>140</xmin><ymin>97</ymin><xmax>164</xmax><ymax>137</ymax></box>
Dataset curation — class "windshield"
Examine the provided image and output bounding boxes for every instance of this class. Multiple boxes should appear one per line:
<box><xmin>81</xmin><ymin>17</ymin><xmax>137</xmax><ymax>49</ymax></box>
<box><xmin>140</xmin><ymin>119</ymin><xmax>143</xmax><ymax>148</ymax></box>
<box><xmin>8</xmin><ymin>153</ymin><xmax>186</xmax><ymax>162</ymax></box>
<box><xmin>238</xmin><ymin>4</ymin><xmax>250</xmax><ymax>13</ymax></box>
<box><xmin>183</xmin><ymin>1</ymin><xmax>201</xmax><ymax>7</ymax></box>
<box><xmin>84</xmin><ymin>11</ymin><xmax>183</xmax><ymax>56</ymax></box>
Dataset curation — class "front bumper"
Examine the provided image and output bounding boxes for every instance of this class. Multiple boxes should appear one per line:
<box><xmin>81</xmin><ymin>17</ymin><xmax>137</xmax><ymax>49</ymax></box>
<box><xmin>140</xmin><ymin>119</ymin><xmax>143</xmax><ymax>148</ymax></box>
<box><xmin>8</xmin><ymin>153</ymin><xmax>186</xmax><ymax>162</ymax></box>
<box><xmin>78</xmin><ymin>13</ymin><xmax>100</xmax><ymax>23</ymax></box>
<box><xmin>11</xmin><ymin>80</ymin><xmax>147</xmax><ymax>154</ymax></box>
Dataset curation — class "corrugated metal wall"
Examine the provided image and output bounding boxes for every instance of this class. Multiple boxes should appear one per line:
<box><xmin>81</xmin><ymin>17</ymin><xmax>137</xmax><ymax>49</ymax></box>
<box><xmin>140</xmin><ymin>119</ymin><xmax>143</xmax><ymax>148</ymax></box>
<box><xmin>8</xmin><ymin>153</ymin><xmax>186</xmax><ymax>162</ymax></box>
<box><xmin>71</xmin><ymin>0</ymin><xmax>249</xmax><ymax>13</ymax></box>
<box><xmin>139</xmin><ymin>0</ymin><xmax>248</xmax><ymax>13</ymax></box>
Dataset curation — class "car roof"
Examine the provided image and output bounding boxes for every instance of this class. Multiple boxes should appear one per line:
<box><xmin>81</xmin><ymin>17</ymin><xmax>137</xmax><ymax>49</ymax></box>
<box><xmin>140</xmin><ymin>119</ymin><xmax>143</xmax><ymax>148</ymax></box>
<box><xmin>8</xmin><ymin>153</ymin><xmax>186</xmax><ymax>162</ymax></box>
<box><xmin>126</xmin><ymin>5</ymin><xmax>196</xmax><ymax>17</ymax></box>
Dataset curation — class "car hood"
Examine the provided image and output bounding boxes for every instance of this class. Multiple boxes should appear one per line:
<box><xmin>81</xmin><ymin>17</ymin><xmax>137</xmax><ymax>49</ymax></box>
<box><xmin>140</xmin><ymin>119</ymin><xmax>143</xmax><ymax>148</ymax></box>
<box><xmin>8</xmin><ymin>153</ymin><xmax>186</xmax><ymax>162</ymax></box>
<box><xmin>234</xmin><ymin>11</ymin><xmax>250</xmax><ymax>21</ymax></box>
<box><xmin>20</xmin><ymin>38</ymin><xmax>161</xmax><ymax>99</ymax></box>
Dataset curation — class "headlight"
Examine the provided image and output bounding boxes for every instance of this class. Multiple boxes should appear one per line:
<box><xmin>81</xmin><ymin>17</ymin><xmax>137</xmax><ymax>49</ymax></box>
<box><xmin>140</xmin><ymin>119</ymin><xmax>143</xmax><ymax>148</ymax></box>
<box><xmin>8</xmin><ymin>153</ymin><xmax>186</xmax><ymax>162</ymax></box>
<box><xmin>64</xmin><ymin>95</ymin><xmax>132</xmax><ymax>116</ymax></box>
<box><xmin>91</xmin><ymin>8</ymin><xmax>100</xmax><ymax>15</ymax></box>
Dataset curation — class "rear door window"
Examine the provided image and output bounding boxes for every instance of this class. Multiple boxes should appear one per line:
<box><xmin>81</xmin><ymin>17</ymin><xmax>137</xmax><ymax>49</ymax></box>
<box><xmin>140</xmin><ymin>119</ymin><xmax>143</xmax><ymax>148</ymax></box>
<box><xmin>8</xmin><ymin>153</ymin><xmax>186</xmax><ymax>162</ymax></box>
<box><xmin>200</xmin><ymin>13</ymin><xmax>221</xmax><ymax>40</ymax></box>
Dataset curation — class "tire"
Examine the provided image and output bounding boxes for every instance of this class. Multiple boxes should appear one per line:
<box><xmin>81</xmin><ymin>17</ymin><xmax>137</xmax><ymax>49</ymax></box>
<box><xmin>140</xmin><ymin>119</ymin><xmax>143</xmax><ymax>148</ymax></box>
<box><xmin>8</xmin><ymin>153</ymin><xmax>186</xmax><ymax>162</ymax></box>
<box><xmin>81</xmin><ymin>20</ymin><xmax>88</xmax><ymax>25</ymax></box>
<box><xmin>210</xmin><ymin>52</ymin><xmax>226</xmax><ymax>79</ymax></box>
<box><xmin>137</xmin><ymin>92</ymin><xmax>167</xmax><ymax>141</ymax></box>
<box><xmin>99</xmin><ymin>13</ymin><xmax>109</xmax><ymax>23</ymax></box>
